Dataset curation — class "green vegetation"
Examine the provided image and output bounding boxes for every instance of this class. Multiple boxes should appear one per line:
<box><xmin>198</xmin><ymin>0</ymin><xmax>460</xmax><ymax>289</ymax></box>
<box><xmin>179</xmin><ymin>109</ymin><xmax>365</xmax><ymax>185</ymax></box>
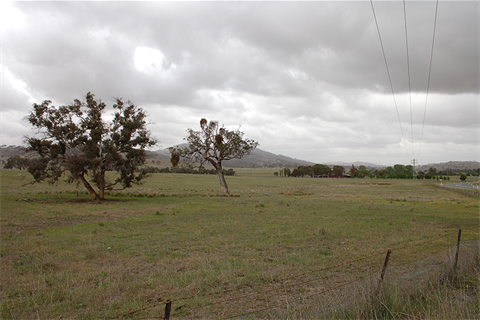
<box><xmin>170</xmin><ymin>118</ymin><xmax>258</xmax><ymax>194</ymax></box>
<box><xmin>3</xmin><ymin>155</ymin><xmax>33</xmax><ymax>170</ymax></box>
<box><xmin>24</xmin><ymin>92</ymin><xmax>157</xmax><ymax>200</ymax></box>
<box><xmin>1</xmin><ymin>169</ymin><xmax>478</xmax><ymax>319</ymax></box>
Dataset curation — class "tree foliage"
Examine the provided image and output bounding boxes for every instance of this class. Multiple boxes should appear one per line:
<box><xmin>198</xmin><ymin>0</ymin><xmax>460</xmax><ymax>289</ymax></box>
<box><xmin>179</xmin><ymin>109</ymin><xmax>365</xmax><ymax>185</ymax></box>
<box><xmin>4</xmin><ymin>155</ymin><xmax>32</xmax><ymax>170</ymax></box>
<box><xmin>25</xmin><ymin>92</ymin><xmax>157</xmax><ymax>200</ymax></box>
<box><xmin>332</xmin><ymin>165</ymin><xmax>345</xmax><ymax>177</ymax></box>
<box><xmin>170</xmin><ymin>118</ymin><xmax>258</xmax><ymax>194</ymax></box>
<box><xmin>312</xmin><ymin>164</ymin><xmax>331</xmax><ymax>176</ymax></box>
<box><xmin>349</xmin><ymin>165</ymin><xmax>359</xmax><ymax>177</ymax></box>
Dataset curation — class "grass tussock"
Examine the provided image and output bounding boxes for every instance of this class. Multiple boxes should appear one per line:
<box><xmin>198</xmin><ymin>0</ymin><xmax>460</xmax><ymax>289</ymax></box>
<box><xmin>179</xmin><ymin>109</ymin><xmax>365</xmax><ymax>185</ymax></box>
<box><xmin>250</xmin><ymin>242</ymin><xmax>479</xmax><ymax>320</ymax></box>
<box><xmin>335</xmin><ymin>241</ymin><xmax>479</xmax><ymax>320</ymax></box>
<box><xmin>352</xmin><ymin>242</ymin><xmax>480</xmax><ymax>320</ymax></box>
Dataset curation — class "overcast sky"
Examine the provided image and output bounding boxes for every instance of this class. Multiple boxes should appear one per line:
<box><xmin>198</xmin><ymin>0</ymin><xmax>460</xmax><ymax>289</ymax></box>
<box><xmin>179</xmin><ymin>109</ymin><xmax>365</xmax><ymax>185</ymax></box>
<box><xmin>1</xmin><ymin>1</ymin><xmax>478</xmax><ymax>166</ymax></box>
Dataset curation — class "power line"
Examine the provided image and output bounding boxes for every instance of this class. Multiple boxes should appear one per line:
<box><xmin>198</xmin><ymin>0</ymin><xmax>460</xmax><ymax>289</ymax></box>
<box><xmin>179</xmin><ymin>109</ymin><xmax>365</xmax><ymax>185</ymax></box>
<box><xmin>418</xmin><ymin>0</ymin><xmax>439</xmax><ymax>161</ymax></box>
<box><xmin>371</xmin><ymin>0</ymin><xmax>440</xmax><ymax>164</ymax></box>
<box><xmin>370</xmin><ymin>0</ymin><xmax>410</xmax><ymax>160</ymax></box>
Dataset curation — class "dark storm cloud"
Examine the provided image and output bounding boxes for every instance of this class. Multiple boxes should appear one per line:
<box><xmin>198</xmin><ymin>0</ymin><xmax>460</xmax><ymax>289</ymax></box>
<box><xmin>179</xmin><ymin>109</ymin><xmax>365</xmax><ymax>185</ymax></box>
<box><xmin>2</xmin><ymin>1</ymin><xmax>478</xmax><ymax>165</ymax></box>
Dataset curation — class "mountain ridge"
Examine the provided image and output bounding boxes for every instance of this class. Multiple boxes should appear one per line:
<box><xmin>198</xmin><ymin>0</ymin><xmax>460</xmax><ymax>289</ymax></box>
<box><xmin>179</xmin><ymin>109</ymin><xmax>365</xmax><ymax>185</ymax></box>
<box><xmin>1</xmin><ymin>144</ymin><xmax>478</xmax><ymax>170</ymax></box>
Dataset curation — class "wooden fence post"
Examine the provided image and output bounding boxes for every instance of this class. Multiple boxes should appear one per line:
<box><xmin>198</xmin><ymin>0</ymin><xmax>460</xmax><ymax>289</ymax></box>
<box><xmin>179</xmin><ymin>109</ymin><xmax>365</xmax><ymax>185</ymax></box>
<box><xmin>377</xmin><ymin>249</ymin><xmax>392</xmax><ymax>293</ymax></box>
<box><xmin>453</xmin><ymin>229</ymin><xmax>462</xmax><ymax>272</ymax></box>
<box><xmin>163</xmin><ymin>300</ymin><xmax>172</xmax><ymax>320</ymax></box>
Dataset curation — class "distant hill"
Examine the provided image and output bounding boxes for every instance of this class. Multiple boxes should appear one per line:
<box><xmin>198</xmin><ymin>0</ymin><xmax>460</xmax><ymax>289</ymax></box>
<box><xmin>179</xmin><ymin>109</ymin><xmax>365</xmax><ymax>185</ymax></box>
<box><xmin>2</xmin><ymin>145</ymin><xmax>478</xmax><ymax>171</ymax></box>
<box><xmin>0</xmin><ymin>145</ymin><xmax>27</xmax><ymax>159</ymax></box>
<box><xmin>149</xmin><ymin>147</ymin><xmax>387</xmax><ymax>169</ymax></box>
<box><xmin>323</xmin><ymin>161</ymin><xmax>383</xmax><ymax>169</ymax></box>
<box><xmin>417</xmin><ymin>161</ymin><xmax>479</xmax><ymax>172</ymax></box>
<box><xmin>148</xmin><ymin>146</ymin><xmax>388</xmax><ymax>169</ymax></box>
<box><xmin>148</xmin><ymin>148</ymin><xmax>315</xmax><ymax>168</ymax></box>
<box><xmin>225</xmin><ymin>149</ymin><xmax>316</xmax><ymax>168</ymax></box>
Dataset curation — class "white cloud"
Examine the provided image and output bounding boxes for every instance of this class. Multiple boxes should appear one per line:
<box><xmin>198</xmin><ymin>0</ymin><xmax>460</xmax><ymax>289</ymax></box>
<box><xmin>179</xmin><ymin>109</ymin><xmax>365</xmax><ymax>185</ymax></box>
<box><xmin>0</xmin><ymin>1</ymin><xmax>26</xmax><ymax>32</ymax></box>
<box><xmin>2</xmin><ymin>67</ymin><xmax>34</xmax><ymax>103</ymax></box>
<box><xmin>134</xmin><ymin>46</ymin><xmax>176</xmax><ymax>76</ymax></box>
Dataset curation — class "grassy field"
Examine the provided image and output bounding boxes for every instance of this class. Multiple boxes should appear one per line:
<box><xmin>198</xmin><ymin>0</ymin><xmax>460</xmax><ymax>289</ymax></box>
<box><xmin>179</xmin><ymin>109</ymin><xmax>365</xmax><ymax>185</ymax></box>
<box><xmin>1</xmin><ymin>169</ymin><xmax>478</xmax><ymax>319</ymax></box>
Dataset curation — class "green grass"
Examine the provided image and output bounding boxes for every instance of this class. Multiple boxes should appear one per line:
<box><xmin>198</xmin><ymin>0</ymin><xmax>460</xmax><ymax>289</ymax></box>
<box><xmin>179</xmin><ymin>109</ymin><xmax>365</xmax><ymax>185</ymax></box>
<box><xmin>1</xmin><ymin>170</ymin><xmax>478</xmax><ymax>319</ymax></box>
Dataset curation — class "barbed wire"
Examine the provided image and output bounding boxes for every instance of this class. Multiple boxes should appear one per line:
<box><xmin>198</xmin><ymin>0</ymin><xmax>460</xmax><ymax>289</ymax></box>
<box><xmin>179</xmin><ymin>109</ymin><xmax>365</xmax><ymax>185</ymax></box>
<box><xmin>174</xmin><ymin>235</ymin><xmax>477</xmax><ymax>319</ymax></box>
<box><xmin>226</xmin><ymin>272</ymin><xmax>373</xmax><ymax>319</ymax></box>
<box><xmin>106</xmin><ymin>302</ymin><xmax>163</xmax><ymax>320</ymax></box>
<box><xmin>389</xmin><ymin>229</ymin><xmax>458</xmax><ymax>251</ymax></box>
<box><xmin>225</xmin><ymin>241</ymin><xmax>477</xmax><ymax>319</ymax></box>
<box><xmin>7</xmin><ymin>229</ymin><xmax>476</xmax><ymax>319</ymax></box>
<box><xmin>197</xmin><ymin>256</ymin><xmax>382</xmax><ymax>318</ymax></box>
<box><xmin>399</xmin><ymin>253</ymin><xmax>454</xmax><ymax>280</ymax></box>
<box><xmin>171</xmin><ymin>249</ymin><xmax>385</xmax><ymax>305</ymax></box>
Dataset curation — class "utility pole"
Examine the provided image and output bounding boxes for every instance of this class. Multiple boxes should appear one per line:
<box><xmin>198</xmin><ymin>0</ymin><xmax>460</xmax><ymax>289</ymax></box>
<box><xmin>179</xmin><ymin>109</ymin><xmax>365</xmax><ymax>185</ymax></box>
<box><xmin>411</xmin><ymin>159</ymin><xmax>417</xmax><ymax>182</ymax></box>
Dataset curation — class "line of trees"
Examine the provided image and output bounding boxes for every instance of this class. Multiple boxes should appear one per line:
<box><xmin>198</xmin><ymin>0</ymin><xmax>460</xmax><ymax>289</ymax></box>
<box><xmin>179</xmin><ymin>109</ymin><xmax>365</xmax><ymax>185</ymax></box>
<box><xmin>274</xmin><ymin>163</ymin><xmax>475</xmax><ymax>180</ymax></box>
<box><xmin>275</xmin><ymin>164</ymin><xmax>347</xmax><ymax>178</ymax></box>
<box><xmin>274</xmin><ymin>168</ymin><xmax>292</xmax><ymax>177</ymax></box>
<box><xmin>3</xmin><ymin>155</ymin><xmax>33</xmax><ymax>170</ymax></box>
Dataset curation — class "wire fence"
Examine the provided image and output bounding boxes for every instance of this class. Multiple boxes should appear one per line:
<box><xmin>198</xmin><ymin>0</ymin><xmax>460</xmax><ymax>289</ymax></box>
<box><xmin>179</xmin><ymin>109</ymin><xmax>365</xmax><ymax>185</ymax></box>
<box><xmin>109</xmin><ymin>227</ymin><xmax>478</xmax><ymax>319</ymax></box>
<box><xmin>438</xmin><ymin>183</ymin><xmax>480</xmax><ymax>199</ymax></box>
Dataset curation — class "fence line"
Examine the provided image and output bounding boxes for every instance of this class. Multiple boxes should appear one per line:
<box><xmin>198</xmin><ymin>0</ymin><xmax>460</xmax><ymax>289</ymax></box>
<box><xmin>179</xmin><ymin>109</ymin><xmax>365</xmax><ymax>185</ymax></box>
<box><xmin>226</xmin><ymin>272</ymin><xmax>372</xmax><ymax>319</ymax></box>
<box><xmin>6</xmin><ymin>229</ymin><xmax>475</xmax><ymax>318</ymax></box>
<box><xmin>439</xmin><ymin>183</ymin><xmax>480</xmax><ymax>198</ymax></box>
<box><xmin>104</xmin><ymin>228</ymin><xmax>478</xmax><ymax>319</ymax></box>
<box><xmin>399</xmin><ymin>251</ymin><xmax>454</xmax><ymax>279</ymax></box>
<box><xmin>171</xmin><ymin>249</ymin><xmax>385</xmax><ymax>305</ymax></box>
<box><xmin>172</xmin><ymin>228</ymin><xmax>466</xmax><ymax>305</ymax></box>
<box><xmin>196</xmin><ymin>254</ymin><xmax>383</xmax><ymax>317</ymax></box>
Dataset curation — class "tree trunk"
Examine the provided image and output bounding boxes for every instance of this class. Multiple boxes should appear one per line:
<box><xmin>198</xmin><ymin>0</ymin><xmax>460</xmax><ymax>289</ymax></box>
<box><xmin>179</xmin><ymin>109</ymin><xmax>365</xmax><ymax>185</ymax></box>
<box><xmin>214</xmin><ymin>163</ymin><xmax>229</xmax><ymax>194</ymax></box>
<box><xmin>79</xmin><ymin>175</ymin><xmax>101</xmax><ymax>200</ymax></box>
<box><xmin>98</xmin><ymin>169</ymin><xmax>105</xmax><ymax>200</ymax></box>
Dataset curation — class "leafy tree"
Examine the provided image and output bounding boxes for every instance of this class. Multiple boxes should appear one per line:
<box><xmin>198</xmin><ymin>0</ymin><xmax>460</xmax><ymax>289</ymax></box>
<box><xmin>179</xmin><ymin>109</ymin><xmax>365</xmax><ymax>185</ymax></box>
<box><xmin>313</xmin><ymin>164</ymin><xmax>331</xmax><ymax>177</ymax></box>
<box><xmin>332</xmin><ymin>165</ymin><xmax>345</xmax><ymax>177</ymax></box>
<box><xmin>4</xmin><ymin>155</ymin><xmax>32</xmax><ymax>170</ymax></box>
<box><xmin>25</xmin><ymin>92</ymin><xmax>157</xmax><ymax>200</ymax></box>
<box><xmin>224</xmin><ymin>168</ymin><xmax>236</xmax><ymax>176</ymax></box>
<box><xmin>358</xmin><ymin>165</ymin><xmax>368</xmax><ymax>176</ymax></box>
<box><xmin>291</xmin><ymin>168</ymin><xmax>302</xmax><ymax>177</ymax></box>
<box><xmin>349</xmin><ymin>165</ymin><xmax>359</xmax><ymax>177</ymax></box>
<box><xmin>405</xmin><ymin>165</ymin><xmax>414</xmax><ymax>176</ymax></box>
<box><xmin>297</xmin><ymin>165</ymin><xmax>313</xmax><ymax>177</ymax></box>
<box><xmin>427</xmin><ymin>167</ymin><xmax>437</xmax><ymax>177</ymax></box>
<box><xmin>393</xmin><ymin>164</ymin><xmax>406</xmax><ymax>175</ymax></box>
<box><xmin>460</xmin><ymin>173</ymin><xmax>467</xmax><ymax>181</ymax></box>
<box><xmin>385</xmin><ymin>166</ymin><xmax>394</xmax><ymax>177</ymax></box>
<box><xmin>170</xmin><ymin>118</ymin><xmax>258</xmax><ymax>194</ymax></box>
